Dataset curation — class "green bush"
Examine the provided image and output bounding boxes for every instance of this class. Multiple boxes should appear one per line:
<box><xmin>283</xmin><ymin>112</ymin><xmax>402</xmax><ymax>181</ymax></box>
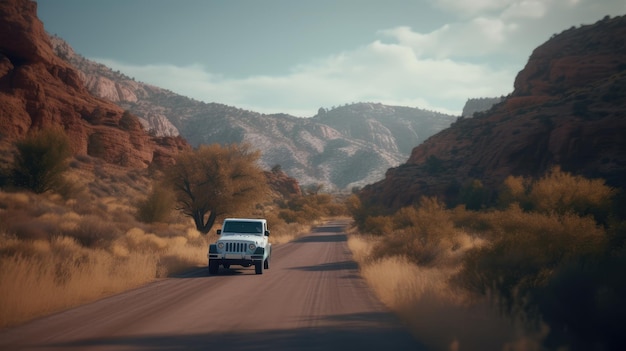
<box><xmin>12</xmin><ymin>127</ymin><xmax>72</xmax><ymax>194</ymax></box>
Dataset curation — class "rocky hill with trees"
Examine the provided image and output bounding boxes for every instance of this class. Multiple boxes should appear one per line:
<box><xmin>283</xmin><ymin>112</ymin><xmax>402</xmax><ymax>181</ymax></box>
<box><xmin>360</xmin><ymin>14</ymin><xmax>626</xmax><ymax>211</ymax></box>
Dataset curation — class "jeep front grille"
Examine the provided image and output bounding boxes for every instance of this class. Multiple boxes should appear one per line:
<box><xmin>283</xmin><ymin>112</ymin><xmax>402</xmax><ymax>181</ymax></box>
<box><xmin>225</xmin><ymin>242</ymin><xmax>247</xmax><ymax>253</ymax></box>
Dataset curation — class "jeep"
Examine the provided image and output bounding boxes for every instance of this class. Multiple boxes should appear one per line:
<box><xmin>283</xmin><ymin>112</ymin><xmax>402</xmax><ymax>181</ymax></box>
<box><xmin>207</xmin><ymin>218</ymin><xmax>271</xmax><ymax>275</ymax></box>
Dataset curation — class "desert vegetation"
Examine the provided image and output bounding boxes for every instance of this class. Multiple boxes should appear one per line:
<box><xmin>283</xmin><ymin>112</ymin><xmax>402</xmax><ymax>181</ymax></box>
<box><xmin>348</xmin><ymin>167</ymin><xmax>625</xmax><ymax>350</ymax></box>
<box><xmin>0</xmin><ymin>163</ymin><xmax>208</xmax><ymax>328</ymax></box>
<box><xmin>0</xmin><ymin>130</ymin><xmax>343</xmax><ymax>328</ymax></box>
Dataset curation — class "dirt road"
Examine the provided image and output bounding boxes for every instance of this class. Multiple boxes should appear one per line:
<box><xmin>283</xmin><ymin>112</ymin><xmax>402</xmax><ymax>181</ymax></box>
<box><xmin>0</xmin><ymin>220</ymin><xmax>425</xmax><ymax>350</ymax></box>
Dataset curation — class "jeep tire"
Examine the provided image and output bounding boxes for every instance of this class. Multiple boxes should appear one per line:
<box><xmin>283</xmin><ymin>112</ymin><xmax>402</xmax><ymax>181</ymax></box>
<box><xmin>255</xmin><ymin>261</ymin><xmax>263</xmax><ymax>275</ymax></box>
<box><xmin>208</xmin><ymin>260</ymin><xmax>219</xmax><ymax>275</ymax></box>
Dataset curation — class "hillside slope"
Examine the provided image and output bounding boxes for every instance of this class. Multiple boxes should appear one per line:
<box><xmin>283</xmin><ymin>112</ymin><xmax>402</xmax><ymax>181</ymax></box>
<box><xmin>360</xmin><ymin>15</ymin><xmax>626</xmax><ymax>210</ymax></box>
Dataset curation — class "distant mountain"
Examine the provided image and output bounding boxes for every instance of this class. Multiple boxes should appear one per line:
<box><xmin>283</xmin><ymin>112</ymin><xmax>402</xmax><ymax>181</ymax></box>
<box><xmin>49</xmin><ymin>36</ymin><xmax>457</xmax><ymax>190</ymax></box>
<box><xmin>360</xmin><ymin>15</ymin><xmax>626</xmax><ymax>210</ymax></box>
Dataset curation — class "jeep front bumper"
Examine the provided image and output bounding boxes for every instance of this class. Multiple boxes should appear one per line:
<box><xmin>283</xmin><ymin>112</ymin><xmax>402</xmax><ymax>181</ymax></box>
<box><xmin>208</xmin><ymin>245</ymin><xmax>266</xmax><ymax>265</ymax></box>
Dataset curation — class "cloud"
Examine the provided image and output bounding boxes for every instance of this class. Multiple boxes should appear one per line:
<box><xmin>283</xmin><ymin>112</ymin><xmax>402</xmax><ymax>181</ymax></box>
<box><xmin>431</xmin><ymin>0</ymin><xmax>515</xmax><ymax>17</ymax></box>
<box><xmin>93</xmin><ymin>0</ymin><xmax>624</xmax><ymax>118</ymax></box>
<box><xmin>501</xmin><ymin>0</ymin><xmax>547</xmax><ymax>20</ymax></box>
<box><xmin>96</xmin><ymin>39</ymin><xmax>513</xmax><ymax>118</ymax></box>
<box><xmin>378</xmin><ymin>17</ymin><xmax>518</xmax><ymax>59</ymax></box>
<box><xmin>382</xmin><ymin>0</ymin><xmax>625</xmax><ymax>61</ymax></box>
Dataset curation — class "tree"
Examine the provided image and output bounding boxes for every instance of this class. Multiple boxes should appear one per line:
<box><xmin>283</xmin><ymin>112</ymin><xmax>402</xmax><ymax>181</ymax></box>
<box><xmin>12</xmin><ymin>127</ymin><xmax>72</xmax><ymax>193</ymax></box>
<box><xmin>166</xmin><ymin>143</ymin><xmax>268</xmax><ymax>234</ymax></box>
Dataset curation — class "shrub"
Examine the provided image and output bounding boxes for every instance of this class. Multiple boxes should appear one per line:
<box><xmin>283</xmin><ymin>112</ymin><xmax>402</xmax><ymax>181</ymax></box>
<box><xmin>12</xmin><ymin>127</ymin><xmax>72</xmax><ymax>194</ymax></box>
<box><xmin>455</xmin><ymin>206</ymin><xmax>606</xmax><ymax>315</ymax></box>
<box><xmin>136</xmin><ymin>184</ymin><xmax>175</xmax><ymax>223</ymax></box>
<box><xmin>346</xmin><ymin>194</ymin><xmax>386</xmax><ymax>232</ymax></box>
<box><xmin>528</xmin><ymin>166</ymin><xmax>615</xmax><ymax>223</ymax></box>
<box><xmin>87</xmin><ymin>133</ymin><xmax>107</xmax><ymax>158</ymax></box>
<box><xmin>363</xmin><ymin>216</ymin><xmax>393</xmax><ymax>236</ymax></box>
<box><xmin>529</xmin><ymin>247</ymin><xmax>626</xmax><ymax>350</ymax></box>
<box><xmin>498</xmin><ymin>168</ymin><xmax>615</xmax><ymax>224</ymax></box>
<box><xmin>498</xmin><ymin>175</ymin><xmax>531</xmax><ymax>209</ymax></box>
<box><xmin>119</xmin><ymin>111</ymin><xmax>142</xmax><ymax>131</ymax></box>
<box><xmin>68</xmin><ymin>214</ymin><xmax>120</xmax><ymax>248</ymax></box>
<box><xmin>458</xmin><ymin>179</ymin><xmax>490</xmax><ymax>210</ymax></box>
<box><xmin>424</xmin><ymin>155</ymin><xmax>444</xmax><ymax>174</ymax></box>
<box><xmin>372</xmin><ymin>197</ymin><xmax>462</xmax><ymax>266</ymax></box>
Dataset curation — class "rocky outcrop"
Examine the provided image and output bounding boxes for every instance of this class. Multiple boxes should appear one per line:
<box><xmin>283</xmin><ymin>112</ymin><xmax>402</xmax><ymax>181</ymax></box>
<box><xmin>49</xmin><ymin>35</ymin><xmax>180</xmax><ymax>137</ymax></box>
<box><xmin>360</xmin><ymin>15</ymin><xmax>626</xmax><ymax>211</ymax></box>
<box><xmin>461</xmin><ymin>97</ymin><xmax>504</xmax><ymax>117</ymax></box>
<box><xmin>0</xmin><ymin>0</ymin><xmax>187</xmax><ymax>168</ymax></box>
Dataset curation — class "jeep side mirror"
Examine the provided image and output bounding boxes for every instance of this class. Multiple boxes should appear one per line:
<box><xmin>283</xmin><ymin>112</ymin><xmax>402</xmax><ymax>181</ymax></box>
<box><xmin>264</xmin><ymin>230</ymin><xmax>270</xmax><ymax>237</ymax></box>
<box><xmin>217</xmin><ymin>229</ymin><xmax>221</xmax><ymax>235</ymax></box>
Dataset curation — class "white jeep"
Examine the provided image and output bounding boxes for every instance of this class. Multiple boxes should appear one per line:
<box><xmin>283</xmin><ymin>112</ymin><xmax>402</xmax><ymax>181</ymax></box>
<box><xmin>207</xmin><ymin>218</ymin><xmax>271</xmax><ymax>275</ymax></box>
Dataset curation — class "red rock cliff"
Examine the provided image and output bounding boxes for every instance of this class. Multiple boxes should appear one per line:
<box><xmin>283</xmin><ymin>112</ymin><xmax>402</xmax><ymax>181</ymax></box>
<box><xmin>0</xmin><ymin>0</ymin><xmax>187</xmax><ymax>167</ymax></box>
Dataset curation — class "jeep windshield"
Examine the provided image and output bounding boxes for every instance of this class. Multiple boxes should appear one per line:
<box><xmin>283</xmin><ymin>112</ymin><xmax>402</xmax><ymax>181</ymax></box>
<box><xmin>222</xmin><ymin>221</ymin><xmax>263</xmax><ymax>235</ymax></box>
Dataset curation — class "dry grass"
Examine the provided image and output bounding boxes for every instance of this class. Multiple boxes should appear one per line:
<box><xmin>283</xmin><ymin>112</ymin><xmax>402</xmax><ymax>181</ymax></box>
<box><xmin>0</xmin><ymin>156</ymin><xmax>326</xmax><ymax>328</ymax></box>
<box><xmin>348</xmin><ymin>234</ymin><xmax>544</xmax><ymax>351</ymax></box>
<box><xmin>0</xmin><ymin>229</ymin><xmax>207</xmax><ymax>328</ymax></box>
<box><xmin>0</xmin><ymin>161</ymin><xmax>209</xmax><ymax>328</ymax></box>
<box><xmin>0</xmin><ymin>236</ymin><xmax>157</xmax><ymax>327</ymax></box>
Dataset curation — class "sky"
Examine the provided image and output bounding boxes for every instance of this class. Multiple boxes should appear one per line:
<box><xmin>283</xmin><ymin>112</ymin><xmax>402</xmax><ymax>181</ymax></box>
<box><xmin>37</xmin><ymin>0</ymin><xmax>626</xmax><ymax>117</ymax></box>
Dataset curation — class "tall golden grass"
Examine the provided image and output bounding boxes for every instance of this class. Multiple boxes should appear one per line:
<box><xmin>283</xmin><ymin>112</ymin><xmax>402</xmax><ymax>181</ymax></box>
<box><xmin>0</xmin><ymin>161</ymin><xmax>210</xmax><ymax>328</ymax></box>
<box><xmin>0</xmin><ymin>225</ymin><xmax>207</xmax><ymax>328</ymax></box>
<box><xmin>348</xmin><ymin>234</ymin><xmax>543</xmax><ymax>351</ymax></box>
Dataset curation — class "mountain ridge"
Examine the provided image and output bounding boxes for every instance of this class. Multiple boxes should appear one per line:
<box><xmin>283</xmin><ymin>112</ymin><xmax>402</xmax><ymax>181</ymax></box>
<box><xmin>48</xmin><ymin>36</ymin><xmax>457</xmax><ymax>190</ymax></box>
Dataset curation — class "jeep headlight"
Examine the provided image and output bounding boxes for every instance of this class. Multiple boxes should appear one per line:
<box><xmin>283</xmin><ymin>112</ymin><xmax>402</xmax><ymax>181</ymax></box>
<box><xmin>248</xmin><ymin>243</ymin><xmax>256</xmax><ymax>251</ymax></box>
<box><xmin>217</xmin><ymin>242</ymin><xmax>225</xmax><ymax>250</ymax></box>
